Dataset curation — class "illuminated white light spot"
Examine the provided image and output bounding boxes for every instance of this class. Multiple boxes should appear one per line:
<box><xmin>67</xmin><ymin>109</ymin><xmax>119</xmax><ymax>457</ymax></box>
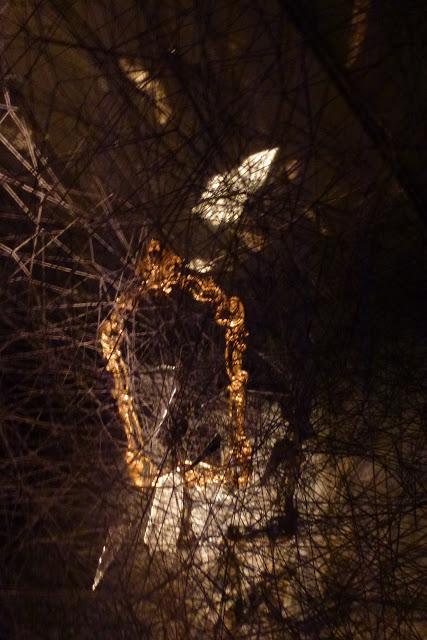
<box><xmin>92</xmin><ymin>544</ymin><xmax>108</xmax><ymax>591</ymax></box>
<box><xmin>144</xmin><ymin>471</ymin><xmax>184</xmax><ymax>551</ymax></box>
<box><xmin>188</xmin><ymin>258</ymin><xmax>213</xmax><ymax>274</ymax></box>
<box><xmin>92</xmin><ymin>571</ymin><xmax>101</xmax><ymax>591</ymax></box>
<box><xmin>119</xmin><ymin>58</ymin><xmax>172</xmax><ymax>125</ymax></box>
<box><xmin>157</xmin><ymin>385</ymin><xmax>176</xmax><ymax>428</ymax></box>
<box><xmin>192</xmin><ymin>148</ymin><xmax>278</xmax><ymax>227</ymax></box>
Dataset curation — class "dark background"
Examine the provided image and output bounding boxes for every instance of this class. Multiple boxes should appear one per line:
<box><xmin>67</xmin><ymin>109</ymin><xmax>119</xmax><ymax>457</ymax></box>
<box><xmin>0</xmin><ymin>2</ymin><xmax>426</xmax><ymax>638</ymax></box>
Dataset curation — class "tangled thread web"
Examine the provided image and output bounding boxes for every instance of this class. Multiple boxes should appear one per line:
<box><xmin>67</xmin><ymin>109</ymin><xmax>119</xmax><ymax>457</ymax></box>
<box><xmin>0</xmin><ymin>3</ymin><xmax>426</xmax><ymax>639</ymax></box>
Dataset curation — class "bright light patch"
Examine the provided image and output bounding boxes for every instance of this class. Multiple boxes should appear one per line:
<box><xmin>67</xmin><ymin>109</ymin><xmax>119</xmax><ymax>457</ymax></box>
<box><xmin>192</xmin><ymin>148</ymin><xmax>278</xmax><ymax>227</ymax></box>
<box><xmin>144</xmin><ymin>472</ymin><xmax>184</xmax><ymax>551</ymax></box>
<box><xmin>119</xmin><ymin>58</ymin><xmax>172</xmax><ymax>125</ymax></box>
<box><xmin>188</xmin><ymin>257</ymin><xmax>213</xmax><ymax>273</ymax></box>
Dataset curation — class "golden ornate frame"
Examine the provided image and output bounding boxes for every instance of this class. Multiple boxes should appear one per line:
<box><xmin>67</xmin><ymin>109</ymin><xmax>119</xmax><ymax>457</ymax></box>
<box><xmin>100</xmin><ymin>240</ymin><xmax>252</xmax><ymax>487</ymax></box>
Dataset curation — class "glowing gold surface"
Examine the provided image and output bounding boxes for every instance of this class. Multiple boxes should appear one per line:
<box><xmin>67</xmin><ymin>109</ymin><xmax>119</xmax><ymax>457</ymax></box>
<box><xmin>100</xmin><ymin>239</ymin><xmax>252</xmax><ymax>488</ymax></box>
